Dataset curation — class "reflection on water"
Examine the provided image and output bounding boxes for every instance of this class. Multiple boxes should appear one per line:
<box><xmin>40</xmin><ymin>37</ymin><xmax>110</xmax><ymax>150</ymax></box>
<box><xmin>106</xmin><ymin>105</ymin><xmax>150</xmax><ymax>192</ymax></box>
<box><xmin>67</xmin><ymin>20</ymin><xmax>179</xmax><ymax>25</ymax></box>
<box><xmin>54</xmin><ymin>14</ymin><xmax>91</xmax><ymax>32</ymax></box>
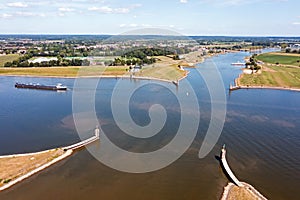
<box><xmin>0</xmin><ymin>51</ymin><xmax>299</xmax><ymax>200</ymax></box>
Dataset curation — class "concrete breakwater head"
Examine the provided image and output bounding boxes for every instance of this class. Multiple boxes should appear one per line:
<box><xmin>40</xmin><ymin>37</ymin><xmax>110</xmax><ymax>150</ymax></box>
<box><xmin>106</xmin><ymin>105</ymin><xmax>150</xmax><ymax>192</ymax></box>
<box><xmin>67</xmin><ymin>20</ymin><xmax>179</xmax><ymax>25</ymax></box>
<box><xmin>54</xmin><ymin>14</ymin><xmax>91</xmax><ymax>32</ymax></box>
<box><xmin>0</xmin><ymin>129</ymin><xmax>100</xmax><ymax>191</ymax></box>
<box><xmin>220</xmin><ymin>145</ymin><xmax>267</xmax><ymax>200</ymax></box>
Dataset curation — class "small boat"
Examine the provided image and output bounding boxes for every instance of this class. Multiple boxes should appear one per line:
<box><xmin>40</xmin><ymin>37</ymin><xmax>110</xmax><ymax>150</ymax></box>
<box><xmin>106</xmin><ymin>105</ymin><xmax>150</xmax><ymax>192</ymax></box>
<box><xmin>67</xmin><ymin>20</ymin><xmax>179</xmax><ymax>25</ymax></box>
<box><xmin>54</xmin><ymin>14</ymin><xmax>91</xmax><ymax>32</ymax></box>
<box><xmin>231</xmin><ymin>61</ymin><xmax>245</xmax><ymax>66</ymax></box>
<box><xmin>15</xmin><ymin>83</ymin><xmax>67</xmax><ymax>91</ymax></box>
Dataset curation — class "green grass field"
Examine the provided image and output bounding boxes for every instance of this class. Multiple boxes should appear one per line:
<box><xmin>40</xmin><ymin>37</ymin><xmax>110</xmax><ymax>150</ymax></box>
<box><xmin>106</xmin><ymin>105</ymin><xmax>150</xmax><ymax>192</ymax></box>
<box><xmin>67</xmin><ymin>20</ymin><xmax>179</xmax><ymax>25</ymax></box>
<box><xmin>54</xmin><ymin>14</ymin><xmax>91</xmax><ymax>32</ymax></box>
<box><xmin>0</xmin><ymin>65</ymin><xmax>184</xmax><ymax>81</ymax></box>
<box><xmin>0</xmin><ymin>54</ymin><xmax>20</xmax><ymax>67</ymax></box>
<box><xmin>0</xmin><ymin>66</ymin><xmax>128</xmax><ymax>77</ymax></box>
<box><xmin>240</xmin><ymin>52</ymin><xmax>300</xmax><ymax>88</ymax></box>
<box><xmin>240</xmin><ymin>65</ymin><xmax>300</xmax><ymax>88</ymax></box>
<box><xmin>136</xmin><ymin>64</ymin><xmax>185</xmax><ymax>81</ymax></box>
<box><xmin>257</xmin><ymin>53</ymin><xmax>300</xmax><ymax>66</ymax></box>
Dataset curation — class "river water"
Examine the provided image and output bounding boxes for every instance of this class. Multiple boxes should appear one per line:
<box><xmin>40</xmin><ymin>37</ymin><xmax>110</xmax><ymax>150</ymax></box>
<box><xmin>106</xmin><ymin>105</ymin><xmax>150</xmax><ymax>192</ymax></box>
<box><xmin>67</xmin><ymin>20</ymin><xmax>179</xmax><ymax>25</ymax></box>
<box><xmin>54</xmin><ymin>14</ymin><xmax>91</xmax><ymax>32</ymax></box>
<box><xmin>0</xmin><ymin>51</ymin><xmax>299</xmax><ymax>200</ymax></box>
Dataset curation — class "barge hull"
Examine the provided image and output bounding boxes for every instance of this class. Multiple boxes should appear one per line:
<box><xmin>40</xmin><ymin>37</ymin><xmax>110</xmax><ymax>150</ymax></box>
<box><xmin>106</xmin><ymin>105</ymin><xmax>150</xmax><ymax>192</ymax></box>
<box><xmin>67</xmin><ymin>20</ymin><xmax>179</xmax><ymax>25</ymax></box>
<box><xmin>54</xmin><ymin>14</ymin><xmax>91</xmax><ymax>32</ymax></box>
<box><xmin>15</xmin><ymin>83</ymin><xmax>67</xmax><ymax>91</ymax></box>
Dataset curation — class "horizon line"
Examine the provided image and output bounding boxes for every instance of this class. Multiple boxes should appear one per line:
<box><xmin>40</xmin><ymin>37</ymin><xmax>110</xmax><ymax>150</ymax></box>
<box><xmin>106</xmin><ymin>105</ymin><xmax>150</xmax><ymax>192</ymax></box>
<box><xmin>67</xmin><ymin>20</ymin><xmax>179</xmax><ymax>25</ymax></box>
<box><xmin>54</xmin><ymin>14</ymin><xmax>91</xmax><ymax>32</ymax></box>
<box><xmin>0</xmin><ymin>33</ymin><xmax>300</xmax><ymax>38</ymax></box>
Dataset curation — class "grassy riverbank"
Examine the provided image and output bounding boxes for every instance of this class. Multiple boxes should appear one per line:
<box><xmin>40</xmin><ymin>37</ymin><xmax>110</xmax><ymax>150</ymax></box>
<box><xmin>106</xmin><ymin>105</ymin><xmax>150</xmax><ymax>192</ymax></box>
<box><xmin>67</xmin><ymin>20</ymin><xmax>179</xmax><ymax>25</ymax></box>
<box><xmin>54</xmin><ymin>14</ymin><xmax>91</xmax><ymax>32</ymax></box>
<box><xmin>134</xmin><ymin>55</ymin><xmax>188</xmax><ymax>81</ymax></box>
<box><xmin>0</xmin><ymin>55</ymin><xmax>189</xmax><ymax>81</ymax></box>
<box><xmin>0</xmin><ymin>66</ymin><xmax>128</xmax><ymax>77</ymax></box>
<box><xmin>239</xmin><ymin>52</ymin><xmax>300</xmax><ymax>89</ymax></box>
<box><xmin>240</xmin><ymin>65</ymin><xmax>300</xmax><ymax>88</ymax></box>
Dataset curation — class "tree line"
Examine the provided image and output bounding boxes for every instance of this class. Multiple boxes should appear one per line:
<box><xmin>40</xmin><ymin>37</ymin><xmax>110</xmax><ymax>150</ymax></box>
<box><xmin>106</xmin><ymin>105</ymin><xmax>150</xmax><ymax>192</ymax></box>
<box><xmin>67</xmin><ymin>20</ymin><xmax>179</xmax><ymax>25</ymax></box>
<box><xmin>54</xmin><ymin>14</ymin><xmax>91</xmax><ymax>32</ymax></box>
<box><xmin>110</xmin><ymin>48</ymin><xmax>176</xmax><ymax>66</ymax></box>
<box><xmin>245</xmin><ymin>54</ymin><xmax>261</xmax><ymax>71</ymax></box>
<box><xmin>4</xmin><ymin>55</ymin><xmax>90</xmax><ymax>67</ymax></box>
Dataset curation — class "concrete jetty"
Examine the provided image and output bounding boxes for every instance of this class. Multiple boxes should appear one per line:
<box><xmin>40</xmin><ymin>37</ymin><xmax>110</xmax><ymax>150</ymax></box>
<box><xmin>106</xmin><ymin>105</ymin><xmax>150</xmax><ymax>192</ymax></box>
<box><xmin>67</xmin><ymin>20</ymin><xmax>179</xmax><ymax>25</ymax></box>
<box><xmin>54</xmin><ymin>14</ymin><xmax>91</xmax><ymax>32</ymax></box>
<box><xmin>63</xmin><ymin>128</ymin><xmax>99</xmax><ymax>151</ymax></box>
<box><xmin>220</xmin><ymin>145</ymin><xmax>243</xmax><ymax>187</ymax></box>
<box><xmin>0</xmin><ymin>127</ymin><xmax>100</xmax><ymax>192</ymax></box>
<box><xmin>220</xmin><ymin>145</ymin><xmax>268</xmax><ymax>200</ymax></box>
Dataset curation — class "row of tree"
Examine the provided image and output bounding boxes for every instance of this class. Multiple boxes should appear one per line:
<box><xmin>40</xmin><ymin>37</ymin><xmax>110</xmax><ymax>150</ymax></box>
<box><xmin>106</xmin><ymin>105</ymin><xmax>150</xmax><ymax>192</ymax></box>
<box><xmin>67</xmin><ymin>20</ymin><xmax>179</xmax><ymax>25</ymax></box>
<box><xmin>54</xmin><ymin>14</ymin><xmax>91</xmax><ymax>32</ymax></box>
<box><xmin>111</xmin><ymin>48</ymin><xmax>176</xmax><ymax>66</ymax></box>
<box><xmin>4</xmin><ymin>57</ymin><xmax>90</xmax><ymax>68</ymax></box>
<box><xmin>121</xmin><ymin>48</ymin><xmax>174</xmax><ymax>58</ymax></box>
<box><xmin>111</xmin><ymin>57</ymin><xmax>156</xmax><ymax>66</ymax></box>
<box><xmin>245</xmin><ymin>55</ymin><xmax>261</xmax><ymax>70</ymax></box>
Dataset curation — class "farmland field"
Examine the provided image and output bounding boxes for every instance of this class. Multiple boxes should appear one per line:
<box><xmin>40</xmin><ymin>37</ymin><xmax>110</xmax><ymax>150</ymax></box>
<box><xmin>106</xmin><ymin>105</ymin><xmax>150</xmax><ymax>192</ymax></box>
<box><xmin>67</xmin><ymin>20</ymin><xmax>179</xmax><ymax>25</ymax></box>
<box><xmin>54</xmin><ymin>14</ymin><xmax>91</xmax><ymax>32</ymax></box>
<box><xmin>0</xmin><ymin>54</ymin><xmax>20</xmax><ymax>67</ymax></box>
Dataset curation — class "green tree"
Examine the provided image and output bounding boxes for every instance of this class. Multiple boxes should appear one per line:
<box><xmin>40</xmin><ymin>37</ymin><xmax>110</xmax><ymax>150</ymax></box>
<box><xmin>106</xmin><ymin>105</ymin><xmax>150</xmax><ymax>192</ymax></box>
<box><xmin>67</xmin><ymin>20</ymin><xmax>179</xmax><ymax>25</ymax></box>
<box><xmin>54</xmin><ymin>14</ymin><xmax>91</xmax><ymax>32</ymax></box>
<box><xmin>4</xmin><ymin>62</ymin><xmax>12</xmax><ymax>67</ymax></box>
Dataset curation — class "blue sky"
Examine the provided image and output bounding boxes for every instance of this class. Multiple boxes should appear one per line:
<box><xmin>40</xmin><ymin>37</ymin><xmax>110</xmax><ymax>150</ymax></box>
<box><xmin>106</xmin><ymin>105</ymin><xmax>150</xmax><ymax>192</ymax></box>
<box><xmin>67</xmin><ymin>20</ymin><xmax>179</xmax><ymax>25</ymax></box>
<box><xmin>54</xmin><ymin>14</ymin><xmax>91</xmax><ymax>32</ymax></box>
<box><xmin>0</xmin><ymin>0</ymin><xmax>299</xmax><ymax>36</ymax></box>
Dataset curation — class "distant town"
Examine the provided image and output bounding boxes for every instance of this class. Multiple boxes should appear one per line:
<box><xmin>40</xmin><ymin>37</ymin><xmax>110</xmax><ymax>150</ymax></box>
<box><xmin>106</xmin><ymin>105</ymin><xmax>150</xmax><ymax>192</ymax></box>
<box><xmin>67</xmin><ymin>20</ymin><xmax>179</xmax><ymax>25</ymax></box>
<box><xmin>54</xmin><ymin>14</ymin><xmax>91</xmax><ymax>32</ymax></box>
<box><xmin>1</xmin><ymin>35</ymin><xmax>299</xmax><ymax>69</ymax></box>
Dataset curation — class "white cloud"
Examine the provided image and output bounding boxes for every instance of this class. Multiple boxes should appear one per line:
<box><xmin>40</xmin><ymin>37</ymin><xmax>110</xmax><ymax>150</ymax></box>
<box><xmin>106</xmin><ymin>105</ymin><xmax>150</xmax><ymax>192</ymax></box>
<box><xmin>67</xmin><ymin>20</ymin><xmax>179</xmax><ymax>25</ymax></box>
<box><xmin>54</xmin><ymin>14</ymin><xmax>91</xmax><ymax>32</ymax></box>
<box><xmin>129</xmin><ymin>23</ymin><xmax>138</xmax><ymax>27</ymax></box>
<box><xmin>204</xmin><ymin>0</ymin><xmax>288</xmax><ymax>6</ymax></box>
<box><xmin>7</xmin><ymin>2</ymin><xmax>28</xmax><ymax>8</ymax></box>
<box><xmin>100</xmin><ymin>6</ymin><xmax>113</xmax><ymax>13</ymax></box>
<box><xmin>114</xmin><ymin>8</ymin><xmax>130</xmax><ymax>14</ymax></box>
<box><xmin>119</xmin><ymin>24</ymin><xmax>177</xmax><ymax>29</ymax></box>
<box><xmin>15</xmin><ymin>12</ymin><xmax>35</xmax><ymax>17</ymax></box>
<box><xmin>59</xmin><ymin>7</ymin><xmax>75</xmax><ymax>12</ymax></box>
<box><xmin>180</xmin><ymin>0</ymin><xmax>188</xmax><ymax>3</ymax></box>
<box><xmin>88</xmin><ymin>6</ymin><xmax>112</xmax><ymax>13</ymax></box>
<box><xmin>141</xmin><ymin>24</ymin><xmax>151</xmax><ymax>27</ymax></box>
<box><xmin>130</xmin><ymin>4</ymin><xmax>142</xmax><ymax>8</ymax></box>
<box><xmin>292</xmin><ymin>22</ymin><xmax>300</xmax><ymax>25</ymax></box>
<box><xmin>0</xmin><ymin>13</ymin><xmax>13</xmax><ymax>19</ymax></box>
<box><xmin>88</xmin><ymin>4</ymin><xmax>141</xmax><ymax>14</ymax></box>
<box><xmin>119</xmin><ymin>23</ymin><xmax>144</xmax><ymax>28</ymax></box>
<box><xmin>15</xmin><ymin>12</ymin><xmax>46</xmax><ymax>17</ymax></box>
<box><xmin>88</xmin><ymin>6</ymin><xmax>100</xmax><ymax>11</ymax></box>
<box><xmin>0</xmin><ymin>11</ymin><xmax>47</xmax><ymax>19</ymax></box>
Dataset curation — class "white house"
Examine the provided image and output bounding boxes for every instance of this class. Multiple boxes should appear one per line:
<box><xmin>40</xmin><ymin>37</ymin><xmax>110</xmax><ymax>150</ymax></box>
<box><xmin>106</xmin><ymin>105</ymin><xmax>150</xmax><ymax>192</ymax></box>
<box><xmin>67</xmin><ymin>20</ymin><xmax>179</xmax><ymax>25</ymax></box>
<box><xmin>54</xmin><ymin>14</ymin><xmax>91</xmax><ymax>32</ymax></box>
<box><xmin>290</xmin><ymin>44</ymin><xmax>300</xmax><ymax>50</ymax></box>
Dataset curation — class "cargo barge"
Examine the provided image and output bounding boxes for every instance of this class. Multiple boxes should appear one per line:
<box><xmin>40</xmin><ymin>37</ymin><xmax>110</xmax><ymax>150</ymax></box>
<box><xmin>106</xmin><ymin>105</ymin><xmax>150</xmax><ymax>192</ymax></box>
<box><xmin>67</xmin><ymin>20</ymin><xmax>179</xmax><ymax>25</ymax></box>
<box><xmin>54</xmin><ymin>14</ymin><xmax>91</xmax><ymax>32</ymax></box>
<box><xmin>15</xmin><ymin>83</ymin><xmax>67</xmax><ymax>91</ymax></box>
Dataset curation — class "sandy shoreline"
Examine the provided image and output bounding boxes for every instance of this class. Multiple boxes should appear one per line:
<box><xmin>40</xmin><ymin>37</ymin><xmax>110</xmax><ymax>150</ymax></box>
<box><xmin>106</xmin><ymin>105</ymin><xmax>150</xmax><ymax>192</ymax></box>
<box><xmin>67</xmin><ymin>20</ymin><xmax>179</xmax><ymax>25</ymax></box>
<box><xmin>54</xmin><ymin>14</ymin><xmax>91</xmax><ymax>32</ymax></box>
<box><xmin>221</xmin><ymin>183</ymin><xmax>235</xmax><ymax>200</ymax></box>
<box><xmin>0</xmin><ymin>149</ymin><xmax>62</xmax><ymax>159</ymax></box>
<box><xmin>221</xmin><ymin>182</ymin><xmax>268</xmax><ymax>200</ymax></box>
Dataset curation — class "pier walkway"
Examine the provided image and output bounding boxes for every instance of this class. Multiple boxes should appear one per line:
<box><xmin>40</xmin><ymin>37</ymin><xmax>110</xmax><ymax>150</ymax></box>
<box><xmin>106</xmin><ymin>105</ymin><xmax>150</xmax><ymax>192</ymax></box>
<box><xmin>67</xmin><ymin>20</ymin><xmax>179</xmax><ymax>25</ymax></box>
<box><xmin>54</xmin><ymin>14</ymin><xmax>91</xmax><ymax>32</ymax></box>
<box><xmin>63</xmin><ymin>128</ymin><xmax>100</xmax><ymax>151</ymax></box>
<box><xmin>220</xmin><ymin>145</ymin><xmax>243</xmax><ymax>187</ymax></box>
